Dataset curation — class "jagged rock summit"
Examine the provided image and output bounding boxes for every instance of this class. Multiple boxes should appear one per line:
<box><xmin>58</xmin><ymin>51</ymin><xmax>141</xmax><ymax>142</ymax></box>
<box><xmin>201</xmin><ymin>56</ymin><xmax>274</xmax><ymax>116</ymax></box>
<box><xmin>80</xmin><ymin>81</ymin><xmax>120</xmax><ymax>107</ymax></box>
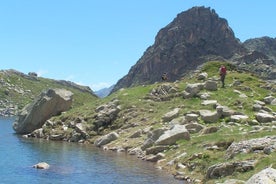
<box><xmin>112</xmin><ymin>6</ymin><xmax>245</xmax><ymax>93</ymax></box>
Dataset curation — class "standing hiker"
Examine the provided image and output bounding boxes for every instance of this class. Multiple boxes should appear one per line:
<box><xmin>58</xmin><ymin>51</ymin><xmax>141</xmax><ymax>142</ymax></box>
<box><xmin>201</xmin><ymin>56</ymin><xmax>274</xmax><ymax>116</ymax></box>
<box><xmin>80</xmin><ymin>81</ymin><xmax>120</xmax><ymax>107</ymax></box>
<box><xmin>219</xmin><ymin>65</ymin><xmax>227</xmax><ymax>88</ymax></box>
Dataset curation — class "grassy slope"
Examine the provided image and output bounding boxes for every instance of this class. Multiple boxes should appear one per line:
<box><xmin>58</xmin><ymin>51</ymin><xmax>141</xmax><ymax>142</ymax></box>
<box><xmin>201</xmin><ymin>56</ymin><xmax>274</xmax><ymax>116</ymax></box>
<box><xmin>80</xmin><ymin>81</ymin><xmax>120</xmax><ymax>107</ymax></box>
<box><xmin>0</xmin><ymin>71</ymin><xmax>98</xmax><ymax>110</ymax></box>
<box><xmin>51</xmin><ymin>61</ymin><xmax>276</xmax><ymax>182</ymax></box>
<box><xmin>3</xmin><ymin>62</ymin><xmax>275</xmax><ymax>182</ymax></box>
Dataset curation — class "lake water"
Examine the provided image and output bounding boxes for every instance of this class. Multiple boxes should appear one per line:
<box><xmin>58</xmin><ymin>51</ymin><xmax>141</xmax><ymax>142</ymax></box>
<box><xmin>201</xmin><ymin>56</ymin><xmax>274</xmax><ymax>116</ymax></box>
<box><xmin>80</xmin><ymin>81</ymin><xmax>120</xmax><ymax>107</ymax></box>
<box><xmin>0</xmin><ymin>117</ymin><xmax>183</xmax><ymax>184</ymax></box>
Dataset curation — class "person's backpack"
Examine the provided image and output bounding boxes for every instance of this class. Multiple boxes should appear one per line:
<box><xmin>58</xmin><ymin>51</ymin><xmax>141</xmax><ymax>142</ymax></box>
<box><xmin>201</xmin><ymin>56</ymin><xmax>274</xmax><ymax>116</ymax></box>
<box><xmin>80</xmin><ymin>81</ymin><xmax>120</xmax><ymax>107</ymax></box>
<box><xmin>220</xmin><ymin>66</ymin><xmax>226</xmax><ymax>75</ymax></box>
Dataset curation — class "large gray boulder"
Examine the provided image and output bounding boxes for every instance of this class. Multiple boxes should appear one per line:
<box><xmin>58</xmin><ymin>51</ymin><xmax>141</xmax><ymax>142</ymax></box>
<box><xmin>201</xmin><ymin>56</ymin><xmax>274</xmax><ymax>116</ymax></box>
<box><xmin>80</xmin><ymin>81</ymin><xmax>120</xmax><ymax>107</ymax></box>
<box><xmin>13</xmin><ymin>88</ymin><xmax>73</xmax><ymax>134</ymax></box>
<box><xmin>205</xmin><ymin>80</ymin><xmax>218</xmax><ymax>91</ymax></box>
<box><xmin>199</xmin><ymin>110</ymin><xmax>220</xmax><ymax>123</ymax></box>
<box><xmin>225</xmin><ymin>136</ymin><xmax>276</xmax><ymax>159</ymax></box>
<box><xmin>94</xmin><ymin>132</ymin><xmax>119</xmax><ymax>147</ymax></box>
<box><xmin>141</xmin><ymin>128</ymin><xmax>166</xmax><ymax>150</ymax></box>
<box><xmin>255</xmin><ymin>112</ymin><xmax>276</xmax><ymax>123</ymax></box>
<box><xmin>155</xmin><ymin>124</ymin><xmax>190</xmax><ymax>145</ymax></box>
<box><xmin>245</xmin><ymin>167</ymin><xmax>276</xmax><ymax>184</ymax></box>
<box><xmin>162</xmin><ymin>108</ymin><xmax>181</xmax><ymax>122</ymax></box>
<box><xmin>184</xmin><ymin>83</ymin><xmax>204</xmax><ymax>98</ymax></box>
<box><xmin>206</xmin><ymin>160</ymin><xmax>255</xmax><ymax>179</ymax></box>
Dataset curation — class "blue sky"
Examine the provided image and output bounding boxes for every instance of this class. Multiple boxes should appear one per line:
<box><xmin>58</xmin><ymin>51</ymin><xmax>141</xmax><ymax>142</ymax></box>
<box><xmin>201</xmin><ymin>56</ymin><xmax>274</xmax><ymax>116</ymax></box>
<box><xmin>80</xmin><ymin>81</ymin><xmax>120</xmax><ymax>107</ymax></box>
<box><xmin>0</xmin><ymin>1</ymin><xmax>275</xmax><ymax>91</ymax></box>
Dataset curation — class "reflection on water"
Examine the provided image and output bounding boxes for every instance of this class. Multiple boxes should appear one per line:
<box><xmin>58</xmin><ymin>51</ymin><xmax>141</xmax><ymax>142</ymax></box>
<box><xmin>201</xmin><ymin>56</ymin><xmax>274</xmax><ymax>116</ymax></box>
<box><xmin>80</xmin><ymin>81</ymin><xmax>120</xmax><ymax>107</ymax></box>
<box><xmin>0</xmin><ymin>117</ymin><xmax>183</xmax><ymax>184</ymax></box>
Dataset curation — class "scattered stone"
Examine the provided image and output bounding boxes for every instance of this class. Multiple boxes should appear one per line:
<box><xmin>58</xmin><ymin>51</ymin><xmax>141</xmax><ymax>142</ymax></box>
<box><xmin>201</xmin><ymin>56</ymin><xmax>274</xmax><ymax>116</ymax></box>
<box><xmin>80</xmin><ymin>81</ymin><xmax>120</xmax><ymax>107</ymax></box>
<box><xmin>200</xmin><ymin>92</ymin><xmax>211</xmax><ymax>100</ymax></box>
<box><xmin>197</xmin><ymin>72</ymin><xmax>208</xmax><ymax>80</ymax></box>
<box><xmin>185</xmin><ymin>123</ymin><xmax>204</xmax><ymax>133</ymax></box>
<box><xmin>94</xmin><ymin>132</ymin><xmax>119</xmax><ymax>147</ymax></box>
<box><xmin>255</xmin><ymin>112</ymin><xmax>276</xmax><ymax>123</ymax></box>
<box><xmin>169</xmin><ymin>116</ymin><xmax>186</xmax><ymax>125</ymax></box>
<box><xmin>264</xmin><ymin>96</ymin><xmax>275</xmax><ymax>104</ymax></box>
<box><xmin>145</xmin><ymin>153</ymin><xmax>165</xmax><ymax>162</ymax></box>
<box><xmin>145</xmin><ymin>145</ymin><xmax>170</xmax><ymax>155</ymax></box>
<box><xmin>185</xmin><ymin>113</ymin><xmax>199</xmax><ymax>122</ymax></box>
<box><xmin>199</xmin><ymin>110</ymin><xmax>220</xmax><ymax>123</ymax></box>
<box><xmin>201</xmin><ymin>126</ymin><xmax>219</xmax><ymax>134</ymax></box>
<box><xmin>205</xmin><ymin>80</ymin><xmax>217</xmax><ymax>91</ymax></box>
<box><xmin>50</xmin><ymin>134</ymin><xmax>64</xmax><ymax>141</ymax></box>
<box><xmin>129</xmin><ymin>129</ymin><xmax>142</xmax><ymax>138</ymax></box>
<box><xmin>75</xmin><ymin>123</ymin><xmax>89</xmax><ymax>138</ymax></box>
<box><xmin>230</xmin><ymin>115</ymin><xmax>249</xmax><ymax>122</ymax></box>
<box><xmin>216</xmin><ymin>105</ymin><xmax>234</xmax><ymax>117</ymax></box>
<box><xmin>93</xmin><ymin>100</ymin><xmax>121</xmax><ymax>130</ymax></box>
<box><xmin>201</xmin><ymin>100</ymin><xmax>217</xmax><ymax>106</ymax></box>
<box><xmin>162</xmin><ymin>108</ymin><xmax>181</xmax><ymax>122</ymax></box>
<box><xmin>253</xmin><ymin>103</ymin><xmax>263</xmax><ymax>111</ymax></box>
<box><xmin>148</xmin><ymin>84</ymin><xmax>180</xmax><ymax>101</ymax></box>
<box><xmin>128</xmin><ymin>147</ymin><xmax>145</xmax><ymax>158</ymax></box>
<box><xmin>184</xmin><ymin>83</ymin><xmax>204</xmax><ymax>98</ymax></box>
<box><xmin>254</xmin><ymin>100</ymin><xmax>266</xmax><ymax>106</ymax></box>
<box><xmin>141</xmin><ymin>128</ymin><xmax>166</xmax><ymax>150</ymax></box>
<box><xmin>155</xmin><ymin>124</ymin><xmax>190</xmax><ymax>145</ymax></box>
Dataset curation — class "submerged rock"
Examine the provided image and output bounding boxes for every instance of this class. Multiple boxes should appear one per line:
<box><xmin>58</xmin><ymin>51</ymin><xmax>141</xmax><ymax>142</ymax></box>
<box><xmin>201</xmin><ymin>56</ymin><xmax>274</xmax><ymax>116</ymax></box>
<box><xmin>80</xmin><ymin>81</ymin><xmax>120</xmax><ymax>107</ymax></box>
<box><xmin>33</xmin><ymin>162</ymin><xmax>50</xmax><ymax>169</ymax></box>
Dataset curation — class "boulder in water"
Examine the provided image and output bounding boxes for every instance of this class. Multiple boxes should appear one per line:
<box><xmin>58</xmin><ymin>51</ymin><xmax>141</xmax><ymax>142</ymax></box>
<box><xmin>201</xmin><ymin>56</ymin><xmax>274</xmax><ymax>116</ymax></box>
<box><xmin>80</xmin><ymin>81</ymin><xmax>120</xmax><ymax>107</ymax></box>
<box><xmin>33</xmin><ymin>162</ymin><xmax>50</xmax><ymax>169</ymax></box>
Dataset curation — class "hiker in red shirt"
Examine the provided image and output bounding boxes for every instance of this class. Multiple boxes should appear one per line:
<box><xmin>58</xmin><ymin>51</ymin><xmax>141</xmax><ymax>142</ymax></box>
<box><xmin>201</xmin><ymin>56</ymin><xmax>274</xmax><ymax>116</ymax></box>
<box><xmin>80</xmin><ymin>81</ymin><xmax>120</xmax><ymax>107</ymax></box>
<box><xmin>219</xmin><ymin>65</ymin><xmax>227</xmax><ymax>88</ymax></box>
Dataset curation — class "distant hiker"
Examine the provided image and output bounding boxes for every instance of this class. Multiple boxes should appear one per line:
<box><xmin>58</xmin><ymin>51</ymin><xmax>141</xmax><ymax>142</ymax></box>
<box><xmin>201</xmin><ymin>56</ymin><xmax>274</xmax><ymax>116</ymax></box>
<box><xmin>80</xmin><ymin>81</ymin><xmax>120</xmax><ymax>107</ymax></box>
<box><xmin>162</xmin><ymin>72</ymin><xmax>168</xmax><ymax>81</ymax></box>
<box><xmin>219</xmin><ymin>65</ymin><xmax>227</xmax><ymax>88</ymax></box>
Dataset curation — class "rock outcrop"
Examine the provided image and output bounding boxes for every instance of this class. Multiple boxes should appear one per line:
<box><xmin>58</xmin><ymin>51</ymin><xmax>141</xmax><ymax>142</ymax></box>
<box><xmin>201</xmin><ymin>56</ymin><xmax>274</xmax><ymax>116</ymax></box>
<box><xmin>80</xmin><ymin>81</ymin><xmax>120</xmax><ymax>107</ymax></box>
<box><xmin>13</xmin><ymin>88</ymin><xmax>73</xmax><ymax>134</ymax></box>
<box><xmin>225</xmin><ymin>136</ymin><xmax>276</xmax><ymax>160</ymax></box>
<box><xmin>112</xmin><ymin>6</ymin><xmax>245</xmax><ymax>93</ymax></box>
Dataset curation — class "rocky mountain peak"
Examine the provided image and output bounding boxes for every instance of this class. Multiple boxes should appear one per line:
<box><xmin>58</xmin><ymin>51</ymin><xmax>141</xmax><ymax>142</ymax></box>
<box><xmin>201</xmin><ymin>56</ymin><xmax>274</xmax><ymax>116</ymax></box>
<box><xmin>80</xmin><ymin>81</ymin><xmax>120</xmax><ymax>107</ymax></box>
<box><xmin>112</xmin><ymin>6</ymin><xmax>245</xmax><ymax>93</ymax></box>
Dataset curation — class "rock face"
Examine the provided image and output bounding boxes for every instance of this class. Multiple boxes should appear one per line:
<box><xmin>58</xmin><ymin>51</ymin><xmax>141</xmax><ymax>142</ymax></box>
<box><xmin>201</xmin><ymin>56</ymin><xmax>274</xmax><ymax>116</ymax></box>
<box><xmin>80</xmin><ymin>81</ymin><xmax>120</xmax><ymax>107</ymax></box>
<box><xmin>13</xmin><ymin>88</ymin><xmax>73</xmax><ymax>134</ymax></box>
<box><xmin>112</xmin><ymin>6</ymin><xmax>245</xmax><ymax>92</ymax></box>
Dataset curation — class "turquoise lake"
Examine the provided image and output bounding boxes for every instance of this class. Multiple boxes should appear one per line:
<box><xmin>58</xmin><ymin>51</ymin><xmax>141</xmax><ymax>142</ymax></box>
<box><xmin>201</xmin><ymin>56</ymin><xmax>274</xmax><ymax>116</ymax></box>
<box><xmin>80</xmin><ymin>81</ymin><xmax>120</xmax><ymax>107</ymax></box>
<box><xmin>0</xmin><ymin>117</ymin><xmax>183</xmax><ymax>184</ymax></box>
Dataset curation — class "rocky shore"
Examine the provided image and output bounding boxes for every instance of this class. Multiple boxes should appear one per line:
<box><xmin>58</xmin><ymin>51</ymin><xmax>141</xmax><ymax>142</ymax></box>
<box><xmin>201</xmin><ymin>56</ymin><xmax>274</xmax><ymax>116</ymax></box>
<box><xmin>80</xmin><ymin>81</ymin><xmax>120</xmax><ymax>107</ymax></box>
<box><xmin>11</xmin><ymin>65</ymin><xmax>276</xmax><ymax>183</ymax></box>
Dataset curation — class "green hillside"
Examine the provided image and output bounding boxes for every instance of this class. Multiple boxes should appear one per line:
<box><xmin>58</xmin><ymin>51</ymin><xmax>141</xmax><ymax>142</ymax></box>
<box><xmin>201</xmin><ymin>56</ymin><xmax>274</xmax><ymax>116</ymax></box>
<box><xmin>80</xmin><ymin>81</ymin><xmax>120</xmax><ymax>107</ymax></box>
<box><xmin>41</xmin><ymin>61</ymin><xmax>276</xmax><ymax>183</ymax></box>
<box><xmin>0</xmin><ymin>69</ymin><xmax>98</xmax><ymax>116</ymax></box>
<box><xmin>2</xmin><ymin>62</ymin><xmax>276</xmax><ymax>183</ymax></box>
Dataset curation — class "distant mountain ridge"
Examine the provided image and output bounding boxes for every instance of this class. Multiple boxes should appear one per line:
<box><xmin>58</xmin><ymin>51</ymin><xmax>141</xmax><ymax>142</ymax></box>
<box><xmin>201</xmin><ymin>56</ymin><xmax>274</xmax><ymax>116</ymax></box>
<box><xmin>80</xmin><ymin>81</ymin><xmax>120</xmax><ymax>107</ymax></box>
<box><xmin>112</xmin><ymin>6</ymin><xmax>276</xmax><ymax>93</ymax></box>
<box><xmin>95</xmin><ymin>85</ymin><xmax>114</xmax><ymax>98</ymax></box>
<box><xmin>243</xmin><ymin>36</ymin><xmax>276</xmax><ymax>61</ymax></box>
